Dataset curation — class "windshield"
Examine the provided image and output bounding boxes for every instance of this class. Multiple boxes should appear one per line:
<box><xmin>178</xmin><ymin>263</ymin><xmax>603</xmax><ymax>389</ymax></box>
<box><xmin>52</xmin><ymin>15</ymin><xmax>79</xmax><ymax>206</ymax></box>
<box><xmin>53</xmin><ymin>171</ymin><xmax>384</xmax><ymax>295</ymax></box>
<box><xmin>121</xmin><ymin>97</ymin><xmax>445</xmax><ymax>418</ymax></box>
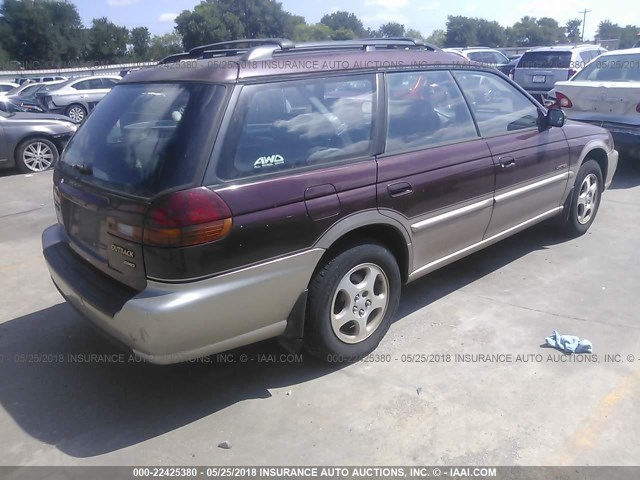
<box><xmin>60</xmin><ymin>83</ymin><xmax>227</xmax><ymax>197</ymax></box>
<box><xmin>572</xmin><ymin>54</ymin><xmax>640</xmax><ymax>82</ymax></box>
<box><xmin>519</xmin><ymin>51</ymin><xmax>572</xmax><ymax>69</ymax></box>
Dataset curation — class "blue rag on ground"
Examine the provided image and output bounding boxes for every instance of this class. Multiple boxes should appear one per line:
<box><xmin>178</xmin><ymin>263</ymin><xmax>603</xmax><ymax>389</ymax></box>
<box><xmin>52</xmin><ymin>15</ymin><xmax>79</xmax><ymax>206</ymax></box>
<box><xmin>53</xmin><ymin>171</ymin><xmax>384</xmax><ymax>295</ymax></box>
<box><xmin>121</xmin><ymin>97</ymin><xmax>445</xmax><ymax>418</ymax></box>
<box><xmin>545</xmin><ymin>330</ymin><xmax>593</xmax><ymax>354</ymax></box>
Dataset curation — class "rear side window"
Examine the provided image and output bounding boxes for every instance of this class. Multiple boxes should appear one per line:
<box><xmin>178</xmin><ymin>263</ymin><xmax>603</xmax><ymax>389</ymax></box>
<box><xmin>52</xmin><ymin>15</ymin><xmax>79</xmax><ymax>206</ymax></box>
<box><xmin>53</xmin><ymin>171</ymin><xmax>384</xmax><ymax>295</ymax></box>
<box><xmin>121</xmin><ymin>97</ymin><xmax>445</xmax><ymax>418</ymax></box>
<box><xmin>385</xmin><ymin>70</ymin><xmax>478</xmax><ymax>153</ymax></box>
<box><xmin>453</xmin><ymin>71</ymin><xmax>539</xmax><ymax>137</ymax></box>
<box><xmin>60</xmin><ymin>83</ymin><xmax>227</xmax><ymax>197</ymax></box>
<box><xmin>218</xmin><ymin>74</ymin><xmax>375</xmax><ymax>179</ymax></box>
<box><xmin>518</xmin><ymin>51</ymin><xmax>572</xmax><ymax>69</ymax></box>
<box><xmin>72</xmin><ymin>79</ymin><xmax>92</xmax><ymax>90</ymax></box>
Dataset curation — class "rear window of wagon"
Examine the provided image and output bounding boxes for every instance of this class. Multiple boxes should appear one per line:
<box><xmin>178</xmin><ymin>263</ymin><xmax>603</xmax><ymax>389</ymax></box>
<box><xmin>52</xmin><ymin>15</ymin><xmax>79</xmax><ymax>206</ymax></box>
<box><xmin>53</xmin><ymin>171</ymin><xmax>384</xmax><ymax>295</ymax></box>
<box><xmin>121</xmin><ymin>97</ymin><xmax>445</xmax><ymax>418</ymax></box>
<box><xmin>59</xmin><ymin>83</ymin><xmax>227</xmax><ymax>197</ymax></box>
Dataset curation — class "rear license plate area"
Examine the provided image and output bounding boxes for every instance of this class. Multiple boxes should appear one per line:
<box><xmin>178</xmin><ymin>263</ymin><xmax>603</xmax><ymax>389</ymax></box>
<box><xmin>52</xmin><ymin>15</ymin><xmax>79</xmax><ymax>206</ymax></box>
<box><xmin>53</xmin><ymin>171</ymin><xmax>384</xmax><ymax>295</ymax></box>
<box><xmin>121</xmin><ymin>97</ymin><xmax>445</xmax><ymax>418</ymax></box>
<box><xmin>532</xmin><ymin>75</ymin><xmax>546</xmax><ymax>83</ymax></box>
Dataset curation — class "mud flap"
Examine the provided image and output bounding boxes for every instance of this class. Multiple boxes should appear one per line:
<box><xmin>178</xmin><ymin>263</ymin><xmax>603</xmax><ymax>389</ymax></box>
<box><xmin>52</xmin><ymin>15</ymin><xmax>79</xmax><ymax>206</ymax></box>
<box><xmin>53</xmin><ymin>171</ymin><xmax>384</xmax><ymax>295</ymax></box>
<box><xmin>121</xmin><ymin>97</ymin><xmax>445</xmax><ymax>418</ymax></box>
<box><xmin>278</xmin><ymin>290</ymin><xmax>308</xmax><ymax>354</ymax></box>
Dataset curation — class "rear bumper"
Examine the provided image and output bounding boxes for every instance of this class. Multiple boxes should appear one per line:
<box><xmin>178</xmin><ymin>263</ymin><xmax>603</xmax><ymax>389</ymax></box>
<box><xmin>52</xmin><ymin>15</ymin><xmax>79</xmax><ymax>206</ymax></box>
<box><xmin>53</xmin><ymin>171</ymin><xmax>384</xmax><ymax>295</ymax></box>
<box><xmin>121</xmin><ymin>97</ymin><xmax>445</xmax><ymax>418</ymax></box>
<box><xmin>573</xmin><ymin>120</ymin><xmax>640</xmax><ymax>147</ymax></box>
<box><xmin>42</xmin><ymin>224</ymin><xmax>323</xmax><ymax>364</ymax></box>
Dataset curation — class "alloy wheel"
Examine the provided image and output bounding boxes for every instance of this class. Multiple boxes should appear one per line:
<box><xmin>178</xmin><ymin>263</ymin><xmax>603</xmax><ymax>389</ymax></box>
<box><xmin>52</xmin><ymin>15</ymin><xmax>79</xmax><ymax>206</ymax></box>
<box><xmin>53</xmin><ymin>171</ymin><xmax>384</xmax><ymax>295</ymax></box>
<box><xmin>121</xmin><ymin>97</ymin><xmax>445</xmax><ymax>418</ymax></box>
<box><xmin>330</xmin><ymin>263</ymin><xmax>390</xmax><ymax>344</ymax></box>
<box><xmin>22</xmin><ymin>141</ymin><xmax>55</xmax><ymax>172</ymax></box>
<box><xmin>576</xmin><ymin>173</ymin><xmax>598</xmax><ymax>225</ymax></box>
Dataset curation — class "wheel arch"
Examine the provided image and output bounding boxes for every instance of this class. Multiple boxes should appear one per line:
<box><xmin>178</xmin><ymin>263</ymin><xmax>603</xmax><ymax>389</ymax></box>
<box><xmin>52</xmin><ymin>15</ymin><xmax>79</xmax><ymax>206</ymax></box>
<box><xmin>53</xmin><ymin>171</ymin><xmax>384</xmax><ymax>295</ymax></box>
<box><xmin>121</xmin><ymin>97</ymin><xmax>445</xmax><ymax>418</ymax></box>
<box><xmin>583</xmin><ymin>147</ymin><xmax>608</xmax><ymax>187</ymax></box>
<box><xmin>312</xmin><ymin>210</ymin><xmax>412</xmax><ymax>283</ymax></box>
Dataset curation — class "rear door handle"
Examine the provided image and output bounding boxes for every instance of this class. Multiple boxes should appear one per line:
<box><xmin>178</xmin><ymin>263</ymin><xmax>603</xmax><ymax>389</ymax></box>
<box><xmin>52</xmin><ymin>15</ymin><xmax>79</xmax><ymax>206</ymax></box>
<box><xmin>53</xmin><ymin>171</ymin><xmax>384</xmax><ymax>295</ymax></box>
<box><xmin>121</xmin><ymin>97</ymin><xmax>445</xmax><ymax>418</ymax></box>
<box><xmin>499</xmin><ymin>156</ymin><xmax>516</xmax><ymax>168</ymax></box>
<box><xmin>388</xmin><ymin>182</ymin><xmax>413</xmax><ymax>197</ymax></box>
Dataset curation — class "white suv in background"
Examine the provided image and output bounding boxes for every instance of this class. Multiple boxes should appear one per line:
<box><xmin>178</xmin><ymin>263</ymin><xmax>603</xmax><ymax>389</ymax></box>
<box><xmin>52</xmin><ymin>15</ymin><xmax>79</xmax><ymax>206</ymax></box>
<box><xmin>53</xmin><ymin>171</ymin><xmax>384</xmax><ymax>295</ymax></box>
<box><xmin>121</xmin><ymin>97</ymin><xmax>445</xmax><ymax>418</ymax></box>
<box><xmin>512</xmin><ymin>45</ymin><xmax>606</xmax><ymax>101</ymax></box>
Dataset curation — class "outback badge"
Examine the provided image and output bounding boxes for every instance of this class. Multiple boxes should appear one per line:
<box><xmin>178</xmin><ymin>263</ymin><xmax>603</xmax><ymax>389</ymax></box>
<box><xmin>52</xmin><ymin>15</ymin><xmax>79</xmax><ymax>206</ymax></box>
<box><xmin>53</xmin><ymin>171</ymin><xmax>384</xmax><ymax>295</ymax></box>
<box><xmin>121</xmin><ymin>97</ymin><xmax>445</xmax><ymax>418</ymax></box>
<box><xmin>111</xmin><ymin>244</ymin><xmax>135</xmax><ymax>258</ymax></box>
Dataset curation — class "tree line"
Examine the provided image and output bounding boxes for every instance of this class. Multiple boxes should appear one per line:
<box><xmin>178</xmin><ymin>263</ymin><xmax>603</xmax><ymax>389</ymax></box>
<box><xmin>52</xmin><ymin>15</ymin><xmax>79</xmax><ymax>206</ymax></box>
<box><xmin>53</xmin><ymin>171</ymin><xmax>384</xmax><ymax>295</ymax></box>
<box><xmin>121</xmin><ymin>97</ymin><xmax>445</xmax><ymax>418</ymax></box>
<box><xmin>0</xmin><ymin>0</ymin><xmax>637</xmax><ymax>68</ymax></box>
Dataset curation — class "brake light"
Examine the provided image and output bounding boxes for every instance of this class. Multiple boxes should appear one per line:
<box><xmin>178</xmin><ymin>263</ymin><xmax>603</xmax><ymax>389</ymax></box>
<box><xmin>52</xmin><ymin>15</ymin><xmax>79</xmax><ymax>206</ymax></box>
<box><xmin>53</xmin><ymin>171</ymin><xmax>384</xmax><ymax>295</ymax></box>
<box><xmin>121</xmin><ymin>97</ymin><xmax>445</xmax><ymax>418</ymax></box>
<box><xmin>636</xmin><ymin>103</ymin><xmax>640</xmax><ymax>113</ymax></box>
<box><xmin>556</xmin><ymin>92</ymin><xmax>573</xmax><ymax>108</ymax></box>
<box><xmin>568</xmin><ymin>69</ymin><xmax>577</xmax><ymax>79</ymax></box>
<box><xmin>143</xmin><ymin>187</ymin><xmax>232</xmax><ymax>247</ymax></box>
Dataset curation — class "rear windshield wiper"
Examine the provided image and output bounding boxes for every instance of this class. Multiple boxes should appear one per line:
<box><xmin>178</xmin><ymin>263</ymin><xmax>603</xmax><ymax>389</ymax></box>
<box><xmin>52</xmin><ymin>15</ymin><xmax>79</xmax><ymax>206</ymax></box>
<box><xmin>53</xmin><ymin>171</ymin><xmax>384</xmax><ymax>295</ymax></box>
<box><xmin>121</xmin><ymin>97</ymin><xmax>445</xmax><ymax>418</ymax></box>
<box><xmin>71</xmin><ymin>163</ymin><xmax>93</xmax><ymax>175</ymax></box>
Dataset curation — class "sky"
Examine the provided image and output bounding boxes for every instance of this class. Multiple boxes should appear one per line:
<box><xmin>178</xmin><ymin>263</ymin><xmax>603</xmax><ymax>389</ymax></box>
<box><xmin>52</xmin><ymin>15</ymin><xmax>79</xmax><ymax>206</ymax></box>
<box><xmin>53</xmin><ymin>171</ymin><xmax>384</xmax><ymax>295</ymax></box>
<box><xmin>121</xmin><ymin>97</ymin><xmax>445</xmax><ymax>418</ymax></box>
<box><xmin>72</xmin><ymin>0</ymin><xmax>639</xmax><ymax>39</ymax></box>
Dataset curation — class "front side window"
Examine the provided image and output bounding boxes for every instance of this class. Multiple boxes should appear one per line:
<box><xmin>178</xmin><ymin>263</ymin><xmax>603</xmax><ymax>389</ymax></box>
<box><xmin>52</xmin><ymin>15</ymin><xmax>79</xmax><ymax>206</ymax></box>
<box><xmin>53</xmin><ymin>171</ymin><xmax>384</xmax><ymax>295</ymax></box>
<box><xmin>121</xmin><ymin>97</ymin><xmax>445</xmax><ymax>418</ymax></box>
<box><xmin>72</xmin><ymin>80</ymin><xmax>92</xmax><ymax>90</ymax></box>
<box><xmin>218</xmin><ymin>75</ymin><xmax>375</xmax><ymax>179</ymax></box>
<box><xmin>453</xmin><ymin>70</ymin><xmax>540</xmax><ymax>137</ymax></box>
<box><xmin>385</xmin><ymin>70</ymin><xmax>478</xmax><ymax>153</ymax></box>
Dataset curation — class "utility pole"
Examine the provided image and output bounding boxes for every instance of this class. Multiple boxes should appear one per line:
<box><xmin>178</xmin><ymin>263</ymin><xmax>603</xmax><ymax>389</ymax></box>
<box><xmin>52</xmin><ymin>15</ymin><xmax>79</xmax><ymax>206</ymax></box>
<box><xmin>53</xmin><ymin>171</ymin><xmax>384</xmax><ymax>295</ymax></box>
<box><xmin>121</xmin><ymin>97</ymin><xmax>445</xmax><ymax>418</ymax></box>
<box><xmin>579</xmin><ymin>8</ymin><xmax>591</xmax><ymax>42</ymax></box>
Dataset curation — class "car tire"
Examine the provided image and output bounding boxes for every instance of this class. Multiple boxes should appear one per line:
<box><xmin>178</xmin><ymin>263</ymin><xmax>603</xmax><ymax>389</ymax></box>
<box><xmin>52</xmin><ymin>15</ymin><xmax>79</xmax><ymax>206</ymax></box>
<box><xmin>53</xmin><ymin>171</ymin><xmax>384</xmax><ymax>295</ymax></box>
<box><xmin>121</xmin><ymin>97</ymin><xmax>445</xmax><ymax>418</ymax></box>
<box><xmin>65</xmin><ymin>104</ymin><xmax>87</xmax><ymax>124</ymax></box>
<box><xmin>558</xmin><ymin>159</ymin><xmax>603</xmax><ymax>237</ymax></box>
<box><xmin>15</xmin><ymin>137</ymin><xmax>59</xmax><ymax>173</ymax></box>
<box><xmin>305</xmin><ymin>242</ymin><xmax>401</xmax><ymax>363</ymax></box>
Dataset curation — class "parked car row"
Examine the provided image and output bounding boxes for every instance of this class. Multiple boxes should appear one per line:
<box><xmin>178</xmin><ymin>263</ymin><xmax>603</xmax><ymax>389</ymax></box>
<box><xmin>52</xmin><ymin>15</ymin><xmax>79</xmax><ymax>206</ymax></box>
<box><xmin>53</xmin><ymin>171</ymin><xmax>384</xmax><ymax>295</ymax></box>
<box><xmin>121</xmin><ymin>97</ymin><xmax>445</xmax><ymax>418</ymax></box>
<box><xmin>33</xmin><ymin>75</ymin><xmax>121</xmax><ymax>123</ymax></box>
<box><xmin>446</xmin><ymin>43</ymin><xmax>639</xmax><ymax>152</ymax></box>
<box><xmin>0</xmin><ymin>75</ymin><xmax>123</xmax><ymax>173</ymax></box>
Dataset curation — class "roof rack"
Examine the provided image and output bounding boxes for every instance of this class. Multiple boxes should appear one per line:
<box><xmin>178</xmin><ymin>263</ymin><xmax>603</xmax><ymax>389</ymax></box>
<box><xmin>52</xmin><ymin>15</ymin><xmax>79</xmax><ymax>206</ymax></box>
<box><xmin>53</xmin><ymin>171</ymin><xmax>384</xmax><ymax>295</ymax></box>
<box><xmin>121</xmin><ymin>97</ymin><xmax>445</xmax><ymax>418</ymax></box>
<box><xmin>158</xmin><ymin>38</ymin><xmax>294</xmax><ymax>64</ymax></box>
<box><xmin>158</xmin><ymin>37</ymin><xmax>439</xmax><ymax>65</ymax></box>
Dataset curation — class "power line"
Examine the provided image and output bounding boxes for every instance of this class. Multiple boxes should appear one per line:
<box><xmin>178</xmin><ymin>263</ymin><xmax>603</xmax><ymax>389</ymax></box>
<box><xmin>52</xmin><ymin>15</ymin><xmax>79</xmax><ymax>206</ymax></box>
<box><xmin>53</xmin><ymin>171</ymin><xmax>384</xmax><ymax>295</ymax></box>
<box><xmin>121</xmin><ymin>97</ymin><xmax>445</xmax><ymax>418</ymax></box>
<box><xmin>579</xmin><ymin>8</ymin><xmax>591</xmax><ymax>42</ymax></box>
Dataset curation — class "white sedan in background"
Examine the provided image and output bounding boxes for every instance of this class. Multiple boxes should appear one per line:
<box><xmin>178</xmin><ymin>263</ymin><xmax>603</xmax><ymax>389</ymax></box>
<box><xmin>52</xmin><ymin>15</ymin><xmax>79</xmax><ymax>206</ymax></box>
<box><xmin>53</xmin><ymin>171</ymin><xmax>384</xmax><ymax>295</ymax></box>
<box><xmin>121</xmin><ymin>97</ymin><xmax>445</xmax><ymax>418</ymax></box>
<box><xmin>552</xmin><ymin>48</ymin><xmax>640</xmax><ymax>153</ymax></box>
<box><xmin>0</xmin><ymin>82</ymin><xmax>19</xmax><ymax>96</ymax></box>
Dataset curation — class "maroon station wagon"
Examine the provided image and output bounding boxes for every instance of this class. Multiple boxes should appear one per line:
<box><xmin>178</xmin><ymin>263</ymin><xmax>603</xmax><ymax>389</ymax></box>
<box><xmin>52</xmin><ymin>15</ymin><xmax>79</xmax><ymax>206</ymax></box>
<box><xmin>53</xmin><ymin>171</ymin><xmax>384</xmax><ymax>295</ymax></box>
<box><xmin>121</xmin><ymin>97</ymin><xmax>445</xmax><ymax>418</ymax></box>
<box><xmin>42</xmin><ymin>38</ymin><xmax>618</xmax><ymax>363</ymax></box>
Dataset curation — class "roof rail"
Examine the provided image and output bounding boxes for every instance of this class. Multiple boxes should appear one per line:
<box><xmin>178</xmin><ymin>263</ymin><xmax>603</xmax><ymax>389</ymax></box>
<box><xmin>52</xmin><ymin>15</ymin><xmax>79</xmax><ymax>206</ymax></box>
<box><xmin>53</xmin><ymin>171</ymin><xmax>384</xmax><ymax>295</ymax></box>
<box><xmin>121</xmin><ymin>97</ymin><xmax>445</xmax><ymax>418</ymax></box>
<box><xmin>158</xmin><ymin>37</ymin><xmax>440</xmax><ymax>65</ymax></box>
<box><xmin>158</xmin><ymin>38</ymin><xmax>295</xmax><ymax>64</ymax></box>
<box><xmin>189</xmin><ymin>38</ymin><xmax>294</xmax><ymax>56</ymax></box>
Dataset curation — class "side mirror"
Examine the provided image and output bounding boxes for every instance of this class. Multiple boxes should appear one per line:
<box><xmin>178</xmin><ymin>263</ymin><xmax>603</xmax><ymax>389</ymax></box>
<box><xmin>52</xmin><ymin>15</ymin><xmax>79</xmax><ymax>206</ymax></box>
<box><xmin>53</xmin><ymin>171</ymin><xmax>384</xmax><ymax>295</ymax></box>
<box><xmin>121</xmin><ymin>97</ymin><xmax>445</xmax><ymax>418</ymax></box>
<box><xmin>547</xmin><ymin>108</ymin><xmax>565</xmax><ymax>128</ymax></box>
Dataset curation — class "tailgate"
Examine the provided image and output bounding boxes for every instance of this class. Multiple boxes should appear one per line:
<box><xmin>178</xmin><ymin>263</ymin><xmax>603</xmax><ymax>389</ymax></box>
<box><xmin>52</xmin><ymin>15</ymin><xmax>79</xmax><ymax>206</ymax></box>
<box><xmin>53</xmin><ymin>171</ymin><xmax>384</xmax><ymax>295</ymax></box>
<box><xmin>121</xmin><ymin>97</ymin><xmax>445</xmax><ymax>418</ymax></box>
<box><xmin>55</xmin><ymin>174</ymin><xmax>149</xmax><ymax>291</ymax></box>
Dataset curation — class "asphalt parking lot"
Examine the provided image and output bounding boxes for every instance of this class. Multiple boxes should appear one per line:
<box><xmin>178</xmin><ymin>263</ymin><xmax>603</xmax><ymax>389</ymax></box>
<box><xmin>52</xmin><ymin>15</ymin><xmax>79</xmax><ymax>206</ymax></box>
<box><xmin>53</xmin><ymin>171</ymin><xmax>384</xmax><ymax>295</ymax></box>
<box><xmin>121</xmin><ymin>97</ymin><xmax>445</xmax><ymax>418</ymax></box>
<box><xmin>1</xmin><ymin>155</ymin><xmax>639</xmax><ymax>466</ymax></box>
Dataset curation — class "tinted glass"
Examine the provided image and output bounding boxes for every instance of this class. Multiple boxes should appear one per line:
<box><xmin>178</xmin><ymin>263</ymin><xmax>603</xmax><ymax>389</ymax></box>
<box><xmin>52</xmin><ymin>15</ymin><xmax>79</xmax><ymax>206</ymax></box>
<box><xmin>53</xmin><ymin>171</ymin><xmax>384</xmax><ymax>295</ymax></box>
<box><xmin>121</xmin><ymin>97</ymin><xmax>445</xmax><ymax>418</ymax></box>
<box><xmin>0</xmin><ymin>85</ymin><xmax>14</xmax><ymax>93</ymax></box>
<box><xmin>467</xmin><ymin>51</ymin><xmax>509</xmax><ymax>65</ymax></box>
<box><xmin>72</xmin><ymin>79</ymin><xmax>92</xmax><ymax>90</ymax></box>
<box><xmin>518</xmin><ymin>51</ymin><xmax>572</xmax><ymax>68</ymax></box>
<box><xmin>573</xmin><ymin>54</ymin><xmax>640</xmax><ymax>82</ymax></box>
<box><xmin>385</xmin><ymin>71</ymin><xmax>478</xmax><ymax>153</ymax></box>
<box><xmin>59</xmin><ymin>83</ymin><xmax>226</xmax><ymax>197</ymax></box>
<box><xmin>453</xmin><ymin>70</ymin><xmax>540</xmax><ymax>136</ymax></box>
<box><xmin>20</xmin><ymin>84</ymin><xmax>41</xmax><ymax>96</ymax></box>
<box><xmin>218</xmin><ymin>74</ymin><xmax>375</xmax><ymax>179</ymax></box>
<box><xmin>102</xmin><ymin>78</ymin><xmax>119</xmax><ymax>88</ymax></box>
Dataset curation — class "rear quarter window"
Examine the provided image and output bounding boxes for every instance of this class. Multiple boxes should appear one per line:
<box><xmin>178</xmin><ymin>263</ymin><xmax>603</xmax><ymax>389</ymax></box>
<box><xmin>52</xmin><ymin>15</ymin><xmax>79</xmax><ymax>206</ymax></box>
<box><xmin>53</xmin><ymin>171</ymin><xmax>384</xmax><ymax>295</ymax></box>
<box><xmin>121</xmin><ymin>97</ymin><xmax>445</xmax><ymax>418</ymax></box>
<box><xmin>217</xmin><ymin>74</ymin><xmax>376</xmax><ymax>180</ymax></box>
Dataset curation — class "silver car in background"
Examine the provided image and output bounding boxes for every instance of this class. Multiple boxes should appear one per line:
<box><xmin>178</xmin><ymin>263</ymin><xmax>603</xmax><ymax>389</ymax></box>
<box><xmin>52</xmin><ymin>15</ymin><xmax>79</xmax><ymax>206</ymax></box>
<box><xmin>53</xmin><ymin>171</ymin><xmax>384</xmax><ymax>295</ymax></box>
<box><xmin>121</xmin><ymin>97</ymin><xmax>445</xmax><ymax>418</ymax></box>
<box><xmin>36</xmin><ymin>75</ymin><xmax>121</xmax><ymax>123</ymax></box>
<box><xmin>0</xmin><ymin>111</ymin><xmax>76</xmax><ymax>173</ymax></box>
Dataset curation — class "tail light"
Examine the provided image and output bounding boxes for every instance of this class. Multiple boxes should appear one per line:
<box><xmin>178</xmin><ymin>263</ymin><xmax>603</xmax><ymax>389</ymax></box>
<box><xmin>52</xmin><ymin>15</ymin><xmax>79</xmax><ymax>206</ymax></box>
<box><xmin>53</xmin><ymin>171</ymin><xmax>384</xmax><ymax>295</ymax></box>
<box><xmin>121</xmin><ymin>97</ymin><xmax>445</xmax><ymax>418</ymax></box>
<box><xmin>567</xmin><ymin>69</ymin><xmax>577</xmax><ymax>79</ymax></box>
<box><xmin>556</xmin><ymin>92</ymin><xmax>573</xmax><ymax>108</ymax></box>
<box><xmin>143</xmin><ymin>187</ymin><xmax>232</xmax><ymax>247</ymax></box>
<box><xmin>636</xmin><ymin>102</ymin><xmax>640</xmax><ymax>113</ymax></box>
